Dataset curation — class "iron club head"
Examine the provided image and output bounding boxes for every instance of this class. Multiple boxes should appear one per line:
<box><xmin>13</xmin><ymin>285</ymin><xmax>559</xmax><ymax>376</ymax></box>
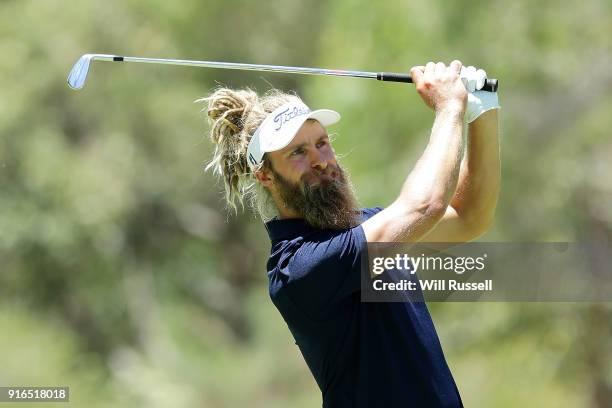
<box><xmin>67</xmin><ymin>54</ymin><xmax>116</xmax><ymax>90</ymax></box>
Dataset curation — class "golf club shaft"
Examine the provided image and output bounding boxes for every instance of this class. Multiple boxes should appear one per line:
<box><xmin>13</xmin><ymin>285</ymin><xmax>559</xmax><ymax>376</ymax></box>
<box><xmin>75</xmin><ymin>54</ymin><xmax>499</xmax><ymax>92</ymax></box>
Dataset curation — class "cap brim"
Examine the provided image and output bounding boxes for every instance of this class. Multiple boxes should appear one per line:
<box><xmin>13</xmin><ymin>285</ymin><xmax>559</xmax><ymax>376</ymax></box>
<box><xmin>307</xmin><ymin>109</ymin><xmax>341</xmax><ymax>127</ymax></box>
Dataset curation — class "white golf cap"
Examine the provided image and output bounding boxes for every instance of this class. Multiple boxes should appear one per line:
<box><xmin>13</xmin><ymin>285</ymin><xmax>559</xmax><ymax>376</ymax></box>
<box><xmin>246</xmin><ymin>100</ymin><xmax>340</xmax><ymax>169</ymax></box>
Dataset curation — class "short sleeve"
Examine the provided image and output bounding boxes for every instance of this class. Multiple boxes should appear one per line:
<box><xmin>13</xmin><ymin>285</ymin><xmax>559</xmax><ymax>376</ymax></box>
<box><xmin>282</xmin><ymin>207</ymin><xmax>383</xmax><ymax>316</ymax></box>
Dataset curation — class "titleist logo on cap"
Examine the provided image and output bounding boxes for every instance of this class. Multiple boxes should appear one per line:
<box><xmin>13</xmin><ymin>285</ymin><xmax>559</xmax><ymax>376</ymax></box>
<box><xmin>273</xmin><ymin>106</ymin><xmax>310</xmax><ymax>131</ymax></box>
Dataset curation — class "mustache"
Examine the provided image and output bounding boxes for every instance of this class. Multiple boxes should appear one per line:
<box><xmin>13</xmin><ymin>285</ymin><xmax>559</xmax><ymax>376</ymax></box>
<box><xmin>299</xmin><ymin>165</ymin><xmax>340</xmax><ymax>184</ymax></box>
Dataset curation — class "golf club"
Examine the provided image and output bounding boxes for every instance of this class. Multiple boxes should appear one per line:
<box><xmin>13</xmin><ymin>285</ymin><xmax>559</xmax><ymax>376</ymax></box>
<box><xmin>67</xmin><ymin>54</ymin><xmax>499</xmax><ymax>92</ymax></box>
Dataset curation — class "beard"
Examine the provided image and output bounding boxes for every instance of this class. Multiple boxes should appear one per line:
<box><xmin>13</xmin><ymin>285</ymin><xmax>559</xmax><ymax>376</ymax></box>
<box><xmin>271</xmin><ymin>163</ymin><xmax>361</xmax><ymax>230</ymax></box>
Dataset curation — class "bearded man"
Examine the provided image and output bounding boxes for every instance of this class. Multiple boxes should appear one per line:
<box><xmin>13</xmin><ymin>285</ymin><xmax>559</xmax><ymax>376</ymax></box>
<box><xmin>201</xmin><ymin>60</ymin><xmax>500</xmax><ymax>407</ymax></box>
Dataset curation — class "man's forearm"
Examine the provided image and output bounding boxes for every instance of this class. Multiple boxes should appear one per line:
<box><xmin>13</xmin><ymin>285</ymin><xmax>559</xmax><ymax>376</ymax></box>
<box><xmin>397</xmin><ymin>106</ymin><xmax>466</xmax><ymax>214</ymax></box>
<box><xmin>450</xmin><ymin>109</ymin><xmax>500</xmax><ymax>226</ymax></box>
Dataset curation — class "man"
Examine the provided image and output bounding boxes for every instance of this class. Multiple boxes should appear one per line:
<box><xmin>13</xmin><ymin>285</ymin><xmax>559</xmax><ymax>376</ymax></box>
<box><xmin>203</xmin><ymin>60</ymin><xmax>500</xmax><ymax>407</ymax></box>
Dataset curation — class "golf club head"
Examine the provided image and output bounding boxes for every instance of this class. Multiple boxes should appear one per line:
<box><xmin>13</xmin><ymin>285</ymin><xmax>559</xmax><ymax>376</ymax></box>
<box><xmin>67</xmin><ymin>54</ymin><xmax>116</xmax><ymax>90</ymax></box>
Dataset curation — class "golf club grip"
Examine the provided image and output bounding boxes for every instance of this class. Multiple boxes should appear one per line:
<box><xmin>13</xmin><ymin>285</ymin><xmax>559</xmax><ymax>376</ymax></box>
<box><xmin>377</xmin><ymin>72</ymin><xmax>499</xmax><ymax>92</ymax></box>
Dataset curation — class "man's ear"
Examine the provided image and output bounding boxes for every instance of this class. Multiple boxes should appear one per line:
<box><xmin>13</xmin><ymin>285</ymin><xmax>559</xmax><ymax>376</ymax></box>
<box><xmin>254</xmin><ymin>167</ymin><xmax>274</xmax><ymax>188</ymax></box>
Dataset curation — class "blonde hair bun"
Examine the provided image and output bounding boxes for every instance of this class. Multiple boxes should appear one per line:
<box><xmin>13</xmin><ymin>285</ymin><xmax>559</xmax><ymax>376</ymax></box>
<box><xmin>197</xmin><ymin>87</ymin><xmax>302</xmax><ymax>220</ymax></box>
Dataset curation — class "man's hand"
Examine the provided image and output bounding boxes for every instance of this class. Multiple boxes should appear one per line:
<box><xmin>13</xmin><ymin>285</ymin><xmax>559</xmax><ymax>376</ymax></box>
<box><xmin>410</xmin><ymin>61</ymin><xmax>467</xmax><ymax>115</ymax></box>
<box><xmin>466</xmin><ymin>90</ymin><xmax>500</xmax><ymax>124</ymax></box>
<box><xmin>460</xmin><ymin>65</ymin><xmax>501</xmax><ymax>123</ymax></box>
<box><xmin>459</xmin><ymin>65</ymin><xmax>487</xmax><ymax>92</ymax></box>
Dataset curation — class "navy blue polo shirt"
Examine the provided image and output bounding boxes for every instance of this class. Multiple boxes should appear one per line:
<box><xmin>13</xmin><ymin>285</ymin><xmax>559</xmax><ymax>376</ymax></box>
<box><xmin>265</xmin><ymin>207</ymin><xmax>463</xmax><ymax>408</ymax></box>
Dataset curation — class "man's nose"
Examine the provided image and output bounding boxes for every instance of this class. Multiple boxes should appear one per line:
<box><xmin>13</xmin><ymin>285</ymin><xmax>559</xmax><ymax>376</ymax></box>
<box><xmin>310</xmin><ymin>149</ymin><xmax>328</xmax><ymax>171</ymax></box>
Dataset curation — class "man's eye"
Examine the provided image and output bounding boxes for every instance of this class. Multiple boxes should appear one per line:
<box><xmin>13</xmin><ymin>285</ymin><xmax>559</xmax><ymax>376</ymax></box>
<box><xmin>316</xmin><ymin>141</ymin><xmax>328</xmax><ymax>148</ymax></box>
<box><xmin>291</xmin><ymin>148</ymin><xmax>304</xmax><ymax>156</ymax></box>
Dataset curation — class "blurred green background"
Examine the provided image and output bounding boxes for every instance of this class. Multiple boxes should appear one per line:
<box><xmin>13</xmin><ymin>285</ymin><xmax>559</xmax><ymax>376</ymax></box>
<box><xmin>1</xmin><ymin>0</ymin><xmax>611</xmax><ymax>406</ymax></box>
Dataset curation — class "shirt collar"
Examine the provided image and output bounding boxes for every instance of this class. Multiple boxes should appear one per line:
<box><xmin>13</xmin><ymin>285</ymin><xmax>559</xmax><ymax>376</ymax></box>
<box><xmin>265</xmin><ymin>217</ymin><xmax>314</xmax><ymax>242</ymax></box>
<box><xmin>264</xmin><ymin>209</ymin><xmax>367</xmax><ymax>242</ymax></box>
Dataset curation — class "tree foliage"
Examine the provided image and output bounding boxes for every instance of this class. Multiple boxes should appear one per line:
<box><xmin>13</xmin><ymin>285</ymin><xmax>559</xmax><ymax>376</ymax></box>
<box><xmin>1</xmin><ymin>0</ymin><xmax>611</xmax><ymax>406</ymax></box>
